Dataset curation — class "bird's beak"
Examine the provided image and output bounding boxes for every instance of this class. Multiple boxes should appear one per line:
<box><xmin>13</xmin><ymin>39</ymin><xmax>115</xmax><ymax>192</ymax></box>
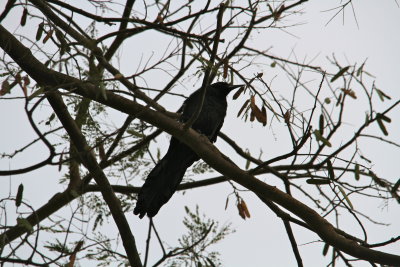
<box><xmin>228</xmin><ymin>84</ymin><xmax>244</xmax><ymax>91</ymax></box>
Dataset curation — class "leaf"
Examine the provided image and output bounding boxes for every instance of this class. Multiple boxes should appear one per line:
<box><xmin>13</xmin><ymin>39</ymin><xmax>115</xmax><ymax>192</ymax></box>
<box><xmin>23</xmin><ymin>76</ymin><xmax>30</xmax><ymax>86</ymax></box>
<box><xmin>338</xmin><ymin>186</ymin><xmax>353</xmax><ymax>209</ymax></box>
<box><xmin>340</xmin><ymin>88</ymin><xmax>357</xmax><ymax>99</ymax></box>
<box><xmin>36</xmin><ymin>22</ymin><xmax>44</xmax><ymax>41</ymax></box>
<box><xmin>237</xmin><ymin>99</ymin><xmax>249</xmax><ymax>117</ymax></box>
<box><xmin>377</xmin><ymin>113</ymin><xmax>391</xmax><ymax>123</ymax></box>
<box><xmin>261</xmin><ymin>106</ymin><xmax>267</xmax><ymax>126</ymax></box>
<box><xmin>43</xmin><ymin>29</ymin><xmax>54</xmax><ymax>44</ymax></box>
<box><xmin>354</xmin><ymin>164</ymin><xmax>360</xmax><ymax>181</ymax></box>
<box><xmin>21</xmin><ymin>84</ymin><xmax>27</xmax><ymax>97</ymax></box>
<box><xmin>240</xmin><ymin>199</ymin><xmax>251</xmax><ymax>218</ymax></box>
<box><xmin>20</xmin><ymin>8</ymin><xmax>28</xmax><ymax>26</ymax></box>
<box><xmin>330</xmin><ymin>66</ymin><xmax>350</xmax><ymax>82</ymax></box>
<box><xmin>306</xmin><ymin>179</ymin><xmax>331</xmax><ymax>185</ymax></box>
<box><xmin>250</xmin><ymin>110</ymin><xmax>255</xmax><ymax>122</ymax></box>
<box><xmin>324</xmin><ymin>97</ymin><xmax>331</xmax><ymax>104</ymax></box>
<box><xmin>250</xmin><ymin>95</ymin><xmax>266</xmax><ymax>126</ymax></box>
<box><xmin>284</xmin><ymin>110</ymin><xmax>290</xmax><ymax>124</ymax></box>
<box><xmin>313</xmin><ymin>130</ymin><xmax>332</xmax><ymax>147</ymax></box>
<box><xmin>322</xmin><ymin>243</ymin><xmax>330</xmax><ymax>256</ymax></box>
<box><xmin>319</xmin><ymin>114</ymin><xmax>324</xmax><ymax>135</ymax></box>
<box><xmin>376</xmin><ymin>117</ymin><xmax>388</xmax><ymax>136</ymax></box>
<box><xmin>45</xmin><ymin>113</ymin><xmax>56</xmax><ymax>125</ymax></box>
<box><xmin>237</xmin><ymin>202</ymin><xmax>246</xmax><ymax>219</ymax></box>
<box><xmin>186</xmin><ymin>40</ymin><xmax>193</xmax><ymax>49</ymax></box>
<box><xmin>15</xmin><ymin>73</ymin><xmax>22</xmax><ymax>84</ymax></box>
<box><xmin>326</xmin><ymin>160</ymin><xmax>334</xmax><ymax>180</ymax></box>
<box><xmin>232</xmin><ymin>86</ymin><xmax>244</xmax><ymax>100</ymax></box>
<box><xmin>156</xmin><ymin>148</ymin><xmax>161</xmax><ymax>161</ymax></box>
<box><xmin>375</xmin><ymin>88</ymin><xmax>391</xmax><ymax>101</ymax></box>
<box><xmin>17</xmin><ymin>218</ymin><xmax>33</xmax><ymax>232</ymax></box>
<box><xmin>0</xmin><ymin>79</ymin><xmax>10</xmax><ymax>96</ymax></box>
<box><xmin>224</xmin><ymin>196</ymin><xmax>229</xmax><ymax>210</ymax></box>
<box><xmin>270</xmin><ymin>61</ymin><xmax>276</xmax><ymax>68</ymax></box>
<box><xmin>16</xmin><ymin>184</ymin><xmax>24</xmax><ymax>207</ymax></box>
<box><xmin>223</xmin><ymin>60</ymin><xmax>228</xmax><ymax>79</ymax></box>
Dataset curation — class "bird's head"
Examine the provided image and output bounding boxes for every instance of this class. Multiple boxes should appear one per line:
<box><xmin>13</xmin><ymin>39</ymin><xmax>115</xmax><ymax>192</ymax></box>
<box><xmin>210</xmin><ymin>82</ymin><xmax>243</xmax><ymax>97</ymax></box>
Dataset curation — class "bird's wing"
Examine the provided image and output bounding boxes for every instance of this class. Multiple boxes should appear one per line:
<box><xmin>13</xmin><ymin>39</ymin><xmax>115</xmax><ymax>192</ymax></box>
<box><xmin>209</xmin><ymin>118</ymin><xmax>225</xmax><ymax>143</ymax></box>
<box><xmin>178</xmin><ymin>89</ymin><xmax>201</xmax><ymax>122</ymax></box>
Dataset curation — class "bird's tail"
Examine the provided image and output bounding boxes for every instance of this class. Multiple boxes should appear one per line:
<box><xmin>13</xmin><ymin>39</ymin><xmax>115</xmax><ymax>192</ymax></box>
<box><xmin>134</xmin><ymin>141</ymin><xmax>198</xmax><ymax>218</ymax></box>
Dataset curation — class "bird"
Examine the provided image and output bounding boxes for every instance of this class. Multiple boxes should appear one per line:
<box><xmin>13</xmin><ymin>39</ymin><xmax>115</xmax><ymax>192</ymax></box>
<box><xmin>133</xmin><ymin>82</ymin><xmax>242</xmax><ymax>219</ymax></box>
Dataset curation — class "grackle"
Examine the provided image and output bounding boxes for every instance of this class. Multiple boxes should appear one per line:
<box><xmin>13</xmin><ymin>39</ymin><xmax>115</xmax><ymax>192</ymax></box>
<box><xmin>134</xmin><ymin>82</ymin><xmax>242</xmax><ymax>218</ymax></box>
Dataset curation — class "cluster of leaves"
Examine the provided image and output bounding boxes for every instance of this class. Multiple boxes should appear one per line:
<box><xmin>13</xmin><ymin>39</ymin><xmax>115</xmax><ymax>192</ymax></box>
<box><xmin>166</xmin><ymin>206</ymin><xmax>234</xmax><ymax>267</ymax></box>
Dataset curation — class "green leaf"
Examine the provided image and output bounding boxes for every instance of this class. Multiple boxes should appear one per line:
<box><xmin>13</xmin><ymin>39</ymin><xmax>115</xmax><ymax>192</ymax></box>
<box><xmin>375</xmin><ymin>88</ymin><xmax>391</xmax><ymax>102</ymax></box>
<box><xmin>319</xmin><ymin>114</ymin><xmax>324</xmax><ymax>136</ymax></box>
<box><xmin>16</xmin><ymin>184</ymin><xmax>24</xmax><ymax>207</ymax></box>
<box><xmin>270</xmin><ymin>61</ymin><xmax>276</xmax><ymax>68</ymax></box>
<box><xmin>306</xmin><ymin>178</ymin><xmax>331</xmax><ymax>185</ymax></box>
<box><xmin>314</xmin><ymin>130</ymin><xmax>332</xmax><ymax>147</ymax></box>
<box><xmin>17</xmin><ymin>218</ymin><xmax>33</xmax><ymax>232</ymax></box>
<box><xmin>377</xmin><ymin>113</ymin><xmax>391</xmax><ymax>123</ymax></box>
<box><xmin>354</xmin><ymin>164</ymin><xmax>360</xmax><ymax>181</ymax></box>
<box><xmin>338</xmin><ymin>186</ymin><xmax>353</xmax><ymax>209</ymax></box>
<box><xmin>330</xmin><ymin>66</ymin><xmax>350</xmax><ymax>82</ymax></box>
<box><xmin>157</xmin><ymin>148</ymin><xmax>161</xmax><ymax>160</ymax></box>
<box><xmin>376</xmin><ymin>117</ymin><xmax>388</xmax><ymax>136</ymax></box>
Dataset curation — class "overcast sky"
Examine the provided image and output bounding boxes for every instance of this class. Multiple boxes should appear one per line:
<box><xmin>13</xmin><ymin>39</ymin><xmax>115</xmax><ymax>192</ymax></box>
<box><xmin>1</xmin><ymin>1</ymin><xmax>399</xmax><ymax>266</ymax></box>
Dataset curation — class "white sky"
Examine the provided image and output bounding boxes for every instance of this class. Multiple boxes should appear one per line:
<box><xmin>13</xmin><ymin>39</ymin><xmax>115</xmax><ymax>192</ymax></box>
<box><xmin>1</xmin><ymin>1</ymin><xmax>399</xmax><ymax>266</ymax></box>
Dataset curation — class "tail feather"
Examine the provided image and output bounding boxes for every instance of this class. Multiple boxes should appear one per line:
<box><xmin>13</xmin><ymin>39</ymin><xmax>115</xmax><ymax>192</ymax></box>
<box><xmin>134</xmin><ymin>140</ymin><xmax>198</xmax><ymax>218</ymax></box>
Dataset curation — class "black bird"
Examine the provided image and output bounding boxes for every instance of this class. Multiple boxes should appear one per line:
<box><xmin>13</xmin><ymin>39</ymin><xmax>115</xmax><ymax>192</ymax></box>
<box><xmin>133</xmin><ymin>82</ymin><xmax>242</xmax><ymax>219</ymax></box>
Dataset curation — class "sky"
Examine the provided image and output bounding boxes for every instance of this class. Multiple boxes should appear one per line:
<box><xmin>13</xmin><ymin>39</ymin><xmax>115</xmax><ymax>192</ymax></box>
<box><xmin>1</xmin><ymin>1</ymin><xmax>399</xmax><ymax>266</ymax></box>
